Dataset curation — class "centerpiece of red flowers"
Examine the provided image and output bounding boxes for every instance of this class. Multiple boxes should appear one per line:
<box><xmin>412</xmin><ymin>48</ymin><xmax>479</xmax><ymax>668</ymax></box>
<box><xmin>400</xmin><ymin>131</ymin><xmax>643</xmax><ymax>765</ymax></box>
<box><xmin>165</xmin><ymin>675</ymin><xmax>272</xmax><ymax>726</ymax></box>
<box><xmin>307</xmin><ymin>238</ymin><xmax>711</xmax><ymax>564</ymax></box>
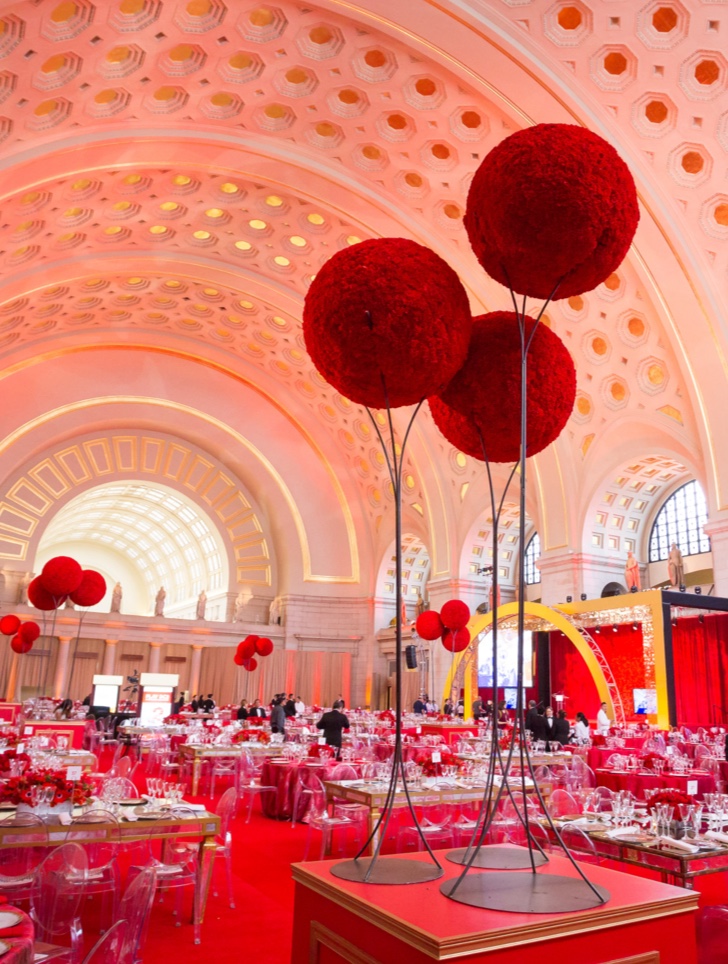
<box><xmin>646</xmin><ymin>789</ymin><xmax>692</xmax><ymax>817</ymax></box>
<box><xmin>641</xmin><ymin>752</ymin><xmax>667</xmax><ymax>771</ymax></box>
<box><xmin>0</xmin><ymin>748</ymin><xmax>30</xmax><ymax>776</ymax></box>
<box><xmin>0</xmin><ymin>768</ymin><xmax>96</xmax><ymax>808</ymax></box>
<box><xmin>233</xmin><ymin>729</ymin><xmax>270</xmax><ymax>745</ymax></box>
<box><xmin>415</xmin><ymin>746</ymin><xmax>457</xmax><ymax>778</ymax></box>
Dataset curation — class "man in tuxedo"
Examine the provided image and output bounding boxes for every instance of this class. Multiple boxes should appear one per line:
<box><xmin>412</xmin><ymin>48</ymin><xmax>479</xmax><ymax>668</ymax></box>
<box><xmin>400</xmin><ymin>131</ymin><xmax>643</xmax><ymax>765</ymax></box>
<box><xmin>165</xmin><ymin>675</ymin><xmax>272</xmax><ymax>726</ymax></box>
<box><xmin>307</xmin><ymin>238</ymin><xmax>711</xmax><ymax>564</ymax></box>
<box><xmin>284</xmin><ymin>693</ymin><xmax>297</xmax><ymax>718</ymax></box>
<box><xmin>316</xmin><ymin>705</ymin><xmax>350</xmax><ymax>756</ymax></box>
<box><xmin>531</xmin><ymin>708</ymin><xmax>548</xmax><ymax>745</ymax></box>
<box><xmin>413</xmin><ymin>694</ymin><xmax>426</xmax><ymax>715</ymax></box>
<box><xmin>543</xmin><ymin>706</ymin><xmax>556</xmax><ymax>749</ymax></box>
<box><xmin>248</xmin><ymin>699</ymin><xmax>267</xmax><ymax>719</ymax></box>
<box><xmin>525</xmin><ymin>700</ymin><xmax>540</xmax><ymax>736</ymax></box>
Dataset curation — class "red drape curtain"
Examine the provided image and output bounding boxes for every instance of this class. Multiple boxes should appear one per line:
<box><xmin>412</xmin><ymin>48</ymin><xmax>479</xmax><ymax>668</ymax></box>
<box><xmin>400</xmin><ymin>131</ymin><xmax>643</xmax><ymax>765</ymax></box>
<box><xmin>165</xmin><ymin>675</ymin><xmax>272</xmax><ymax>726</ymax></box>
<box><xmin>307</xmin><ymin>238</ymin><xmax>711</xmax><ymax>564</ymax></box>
<box><xmin>672</xmin><ymin>613</ymin><xmax>728</xmax><ymax>726</ymax></box>
<box><xmin>549</xmin><ymin>624</ymin><xmax>645</xmax><ymax>721</ymax></box>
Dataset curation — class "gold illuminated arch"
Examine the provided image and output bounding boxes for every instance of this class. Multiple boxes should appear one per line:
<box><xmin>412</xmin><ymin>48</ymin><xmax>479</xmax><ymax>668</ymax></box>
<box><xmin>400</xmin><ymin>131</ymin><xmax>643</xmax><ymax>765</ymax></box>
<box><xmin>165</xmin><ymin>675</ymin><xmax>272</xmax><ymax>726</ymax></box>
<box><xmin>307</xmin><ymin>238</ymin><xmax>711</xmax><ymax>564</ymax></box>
<box><xmin>443</xmin><ymin>601</ymin><xmax>615</xmax><ymax>720</ymax></box>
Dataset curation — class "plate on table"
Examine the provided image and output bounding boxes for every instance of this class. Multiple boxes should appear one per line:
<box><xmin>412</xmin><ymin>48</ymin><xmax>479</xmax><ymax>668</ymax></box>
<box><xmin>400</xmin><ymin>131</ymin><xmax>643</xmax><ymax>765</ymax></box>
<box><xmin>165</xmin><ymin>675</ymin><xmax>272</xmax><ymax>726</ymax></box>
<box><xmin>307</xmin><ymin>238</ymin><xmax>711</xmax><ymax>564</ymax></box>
<box><xmin>0</xmin><ymin>803</ymin><xmax>17</xmax><ymax>811</ymax></box>
<box><xmin>610</xmin><ymin>831</ymin><xmax>653</xmax><ymax>844</ymax></box>
<box><xmin>133</xmin><ymin>807</ymin><xmax>165</xmax><ymax>819</ymax></box>
<box><xmin>118</xmin><ymin>799</ymin><xmax>141</xmax><ymax>806</ymax></box>
<box><xmin>0</xmin><ymin>910</ymin><xmax>24</xmax><ymax>930</ymax></box>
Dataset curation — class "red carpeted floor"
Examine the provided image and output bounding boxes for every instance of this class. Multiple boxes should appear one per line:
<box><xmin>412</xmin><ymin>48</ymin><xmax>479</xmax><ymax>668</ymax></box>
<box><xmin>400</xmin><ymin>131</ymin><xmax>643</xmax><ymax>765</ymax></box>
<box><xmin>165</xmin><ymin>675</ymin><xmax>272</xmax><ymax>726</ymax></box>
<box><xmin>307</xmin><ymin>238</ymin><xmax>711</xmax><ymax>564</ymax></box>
<box><xmin>73</xmin><ymin>756</ymin><xmax>728</xmax><ymax>962</ymax></box>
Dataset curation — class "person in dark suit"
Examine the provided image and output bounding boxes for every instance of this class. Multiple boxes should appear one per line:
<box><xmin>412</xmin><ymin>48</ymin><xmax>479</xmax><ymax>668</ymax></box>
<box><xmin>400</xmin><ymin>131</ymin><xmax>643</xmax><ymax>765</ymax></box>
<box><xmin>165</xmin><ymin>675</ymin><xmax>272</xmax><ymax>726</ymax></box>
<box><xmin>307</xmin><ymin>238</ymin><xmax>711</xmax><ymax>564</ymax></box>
<box><xmin>472</xmin><ymin>696</ymin><xmax>484</xmax><ymax>720</ymax></box>
<box><xmin>413</xmin><ymin>695</ymin><xmax>426</xmax><ymax>715</ymax></box>
<box><xmin>191</xmin><ymin>695</ymin><xmax>199</xmax><ymax>713</ymax></box>
<box><xmin>525</xmin><ymin>700</ymin><xmax>540</xmax><ymax>736</ymax></box>
<box><xmin>316</xmin><ymin>706</ymin><xmax>350</xmax><ymax>755</ymax></box>
<box><xmin>552</xmin><ymin>709</ymin><xmax>571</xmax><ymax>746</ymax></box>
<box><xmin>543</xmin><ymin>706</ymin><xmax>556</xmax><ymax>748</ymax></box>
<box><xmin>284</xmin><ymin>694</ymin><xmax>296</xmax><ymax>718</ymax></box>
<box><xmin>248</xmin><ymin>699</ymin><xmax>267</xmax><ymax>719</ymax></box>
<box><xmin>236</xmin><ymin>699</ymin><xmax>249</xmax><ymax>721</ymax></box>
<box><xmin>531</xmin><ymin>709</ymin><xmax>548</xmax><ymax>745</ymax></box>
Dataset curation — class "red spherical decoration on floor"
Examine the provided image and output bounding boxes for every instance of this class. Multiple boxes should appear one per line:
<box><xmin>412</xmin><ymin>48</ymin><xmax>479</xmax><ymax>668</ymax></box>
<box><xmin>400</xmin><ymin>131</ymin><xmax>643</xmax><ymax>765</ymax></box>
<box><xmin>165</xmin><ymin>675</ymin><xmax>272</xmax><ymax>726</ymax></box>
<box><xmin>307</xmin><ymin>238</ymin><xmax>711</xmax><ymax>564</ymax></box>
<box><xmin>19</xmin><ymin>621</ymin><xmax>40</xmax><ymax>643</ymax></box>
<box><xmin>70</xmin><ymin>570</ymin><xmax>107</xmax><ymax>607</ymax></box>
<box><xmin>441</xmin><ymin>599</ymin><xmax>470</xmax><ymax>630</ymax></box>
<box><xmin>464</xmin><ymin>123</ymin><xmax>639</xmax><ymax>300</ymax></box>
<box><xmin>255</xmin><ymin>637</ymin><xmax>274</xmax><ymax>657</ymax></box>
<box><xmin>436</xmin><ymin>311</ymin><xmax>576</xmax><ymax>463</ymax></box>
<box><xmin>243</xmin><ymin>657</ymin><xmax>258</xmax><ymax>672</ymax></box>
<box><xmin>28</xmin><ymin>576</ymin><xmax>65</xmax><ymax>610</ymax></box>
<box><xmin>237</xmin><ymin>637</ymin><xmax>257</xmax><ymax>660</ymax></box>
<box><xmin>441</xmin><ymin>627</ymin><xmax>471</xmax><ymax>653</ymax></box>
<box><xmin>416</xmin><ymin>610</ymin><xmax>444</xmax><ymax>640</ymax></box>
<box><xmin>11</xmin><ymin>634</ymin><xmax>32</xmax><ymax>654</ymax></box>
<box><xmin>40</xmin><ymin>555</ymin><xmax>83</xmax><ymax>596</ymax></box>
<box><xmin>0</xmin><ymin>614</ymin><xmax>20</xmax><ymax>636</ymax></box>
<box><xmin>303</xmin><ymin>238</ymin><xmax>472</xmax><ymax>408</ymax></box>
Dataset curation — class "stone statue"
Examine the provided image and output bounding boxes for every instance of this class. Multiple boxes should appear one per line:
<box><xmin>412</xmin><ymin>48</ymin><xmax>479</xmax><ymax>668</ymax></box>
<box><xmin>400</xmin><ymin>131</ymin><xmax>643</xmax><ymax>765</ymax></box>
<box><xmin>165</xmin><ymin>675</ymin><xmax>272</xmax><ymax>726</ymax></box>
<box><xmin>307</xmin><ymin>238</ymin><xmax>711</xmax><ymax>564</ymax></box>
<box><xmin>415</xmin><ymin>591</ymin><xmax>425</xmax><ymax>617</ymax></box>
<box><xmin>64</xmin><ymin>596</ymin><xmax>75</xmax><ymax>609</ymax></box>
<box><xmin>233</xmin><ymin>591</ymin><xmax>246</xmax><ymax>622</ymax></box>
<box><xmin>154</xmin><ymin>586</ymin><xmax>166</xmax><ymax>617</ymax></box>
<box><xmin>110</xmin><ymin>582</ymin><xmax>122</xmax><ymax>613</ymax></box>
<box><xmin>196</xmin><ymin>589</ymin><xmax>207</xmax><ymax>620</ymax></box>
<box><xmin>17</xmin><ymin>571</ymin><xmax>33</xmax><ymax>605</ymax></box>
<box><xmin>268</xmin><ymin>596</ymin><xmax>283</xmax><ymax>626</ymax></box>
<box><xmin>624</xmin><ymin>551</ymin><xmax>640</xmax><ymax>591</ymax></box>
<box><xmin>668</xmin><ymin>543</ymin><xmax>685</xmax><ymax>588</ymax></box>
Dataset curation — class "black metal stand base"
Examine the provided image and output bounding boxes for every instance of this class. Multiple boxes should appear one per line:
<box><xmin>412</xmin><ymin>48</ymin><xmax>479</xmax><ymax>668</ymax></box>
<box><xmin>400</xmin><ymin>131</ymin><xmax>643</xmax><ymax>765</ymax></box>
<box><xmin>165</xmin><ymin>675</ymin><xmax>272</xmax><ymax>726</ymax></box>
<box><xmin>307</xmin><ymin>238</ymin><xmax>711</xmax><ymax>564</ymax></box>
<box><xmin>331</xmin><ymin>856</ymin><xmax>444</xmax><ymax>885</ymax></box>
<box><xmin>441</xmin><ymin>871</ymin><xmax>610</xmax><ymax>912</ymax></box>
<box><xmin>446</xmin><ymin>844</ymin><xmax>548</xmax><ymax>869</ymax></box>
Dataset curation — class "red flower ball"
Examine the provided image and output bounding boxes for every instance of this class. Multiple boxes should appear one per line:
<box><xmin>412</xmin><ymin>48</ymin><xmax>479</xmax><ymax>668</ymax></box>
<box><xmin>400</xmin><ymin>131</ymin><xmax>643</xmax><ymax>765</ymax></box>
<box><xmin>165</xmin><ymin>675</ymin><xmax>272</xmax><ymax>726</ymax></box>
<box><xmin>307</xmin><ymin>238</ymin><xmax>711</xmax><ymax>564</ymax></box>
<box><xmin>464</xmin><ymin>123</ymin><xmax>639</xmax><ymax>300</ymax></box>
<box><xmin>233</xmin><ymin>652</ymin><xmax>245</xmax><ymax>666</ymax></box>
<box><xmin>243</xmin><ymin>657</ymin><xmax>258</xmax><ymax>672</ymax></box>
<box><xmin>10</xmin><ymin>634</ymin><xmax>32</xmax><ymax>654</ymax></box>
<box><xmin>237</xmin><ymin>637</ymin><xmax>258</xmax><ymax>660</ymax></box>
<box><xmin>428</xmin><ymin>396</ymin><xmax>485</xmax><ymax>461</ymax></box>
<box><xmin>255</xmin><ymin>637</ymin><xmax>274</xmax><ymax>657</ymax></box>
<box><xmin>434</xmin><ymin>311</ymin><xmax>576</xmax><ymax>463</ymax></box>
<box><xmin>303</xmin><ymin>238</ymin><xmax>472</xmax><ymax>408</ymax></box>
<box><xmin>27</xmin><ymin>576</ymin><xmax>65</xmax><ymax>610</ymax></box>
<box><xmin>441</xmin><ymin>627</ymin><xmax>471</xmax><ymax>653</ymax></box>
<box><xmin>40</xmin><ymin>556</ymin><xmax>83</xmax><ymax>596</ymax></box>
<box><xmin>19</xmin><ymin>621</ymin><xmax>40</xmax><ymax>643</ymax></box>
<box><xmin>69</xmin><ymin>570</ymin><xmax>107</xmax><ymax>607</ymax></box>
<box><xmin>0</xmin><ymin>614</ymin><xmax>20</xmax><ymax>636</ymax></box>
<box><xmin>416</xmin><ymin>610</ymin><xmax>444</xmax><ymax>641</ymax></box>
<box><xmin>441</xmin><ymin>599</ymin><xmax>470</xmax><ymax>630</ymax></box>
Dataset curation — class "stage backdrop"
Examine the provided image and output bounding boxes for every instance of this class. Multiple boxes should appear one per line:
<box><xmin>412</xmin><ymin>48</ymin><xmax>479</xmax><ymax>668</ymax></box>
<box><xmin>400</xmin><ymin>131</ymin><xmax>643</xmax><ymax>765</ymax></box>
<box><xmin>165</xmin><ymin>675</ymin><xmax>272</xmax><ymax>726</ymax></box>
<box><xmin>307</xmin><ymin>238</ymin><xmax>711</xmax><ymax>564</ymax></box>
<box><xmin>671</xmin><ymin>613</ymin><xmax>728</xmax><ymax>727</ymax></box>
<box><xmin>549</xmin><ymin>624</ymin><xmax>646</xmax><ymax>721</ymax></box>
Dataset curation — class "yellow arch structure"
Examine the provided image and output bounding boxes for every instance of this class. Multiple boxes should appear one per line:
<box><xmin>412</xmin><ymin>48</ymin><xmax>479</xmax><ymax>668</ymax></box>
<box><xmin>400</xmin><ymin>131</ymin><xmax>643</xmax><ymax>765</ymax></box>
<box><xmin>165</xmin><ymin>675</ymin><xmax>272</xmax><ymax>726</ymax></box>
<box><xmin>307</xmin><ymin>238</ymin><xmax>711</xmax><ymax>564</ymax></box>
<box><xmin>443</xmin><ymin>601</ymin><xmax>614</xmax><ymax>720</ymax></box>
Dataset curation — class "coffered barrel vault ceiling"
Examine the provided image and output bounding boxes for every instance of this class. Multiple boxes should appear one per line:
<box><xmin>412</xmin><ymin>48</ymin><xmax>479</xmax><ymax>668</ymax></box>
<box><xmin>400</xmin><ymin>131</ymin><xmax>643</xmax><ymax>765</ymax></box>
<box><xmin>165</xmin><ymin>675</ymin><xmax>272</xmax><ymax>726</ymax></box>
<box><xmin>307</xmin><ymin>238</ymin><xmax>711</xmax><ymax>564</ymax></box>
<box><xmin>0</xmin><ymin>0</ymin><xmax>724</xmax><ymax>593</ymax></box>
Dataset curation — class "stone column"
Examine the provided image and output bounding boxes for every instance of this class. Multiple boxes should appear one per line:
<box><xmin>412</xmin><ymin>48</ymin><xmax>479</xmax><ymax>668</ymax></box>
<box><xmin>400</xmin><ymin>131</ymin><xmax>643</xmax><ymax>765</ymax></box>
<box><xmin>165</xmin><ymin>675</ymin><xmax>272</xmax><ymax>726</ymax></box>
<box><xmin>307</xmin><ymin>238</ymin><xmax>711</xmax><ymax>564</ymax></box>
<box><xmin>148</xmin><ymin>641</ymin><xmax>162</xmax><ymax>674</ymax></box>
<box><xmin>702</xmin><ymin>517</ymin><xmax>728</xmax><ymax>596</ymax></box>
<box><xmin>52</xmin><ymin>636</ymin><xmax>72</xmax><ymax>699</ymax></box>
<box><xmin>5</xmin><ymin>653</ymin><xmax>20</xmax><ymax>702</ymax></box>
<box><xmin>190</xmin><ymin>644</ymin><xmax>203</xmax><ymax>696</ymax></box>
<box><xmin>102</xmin><ymin>639</ymin><xmax>118</xmax><ymax>675</ymax></box>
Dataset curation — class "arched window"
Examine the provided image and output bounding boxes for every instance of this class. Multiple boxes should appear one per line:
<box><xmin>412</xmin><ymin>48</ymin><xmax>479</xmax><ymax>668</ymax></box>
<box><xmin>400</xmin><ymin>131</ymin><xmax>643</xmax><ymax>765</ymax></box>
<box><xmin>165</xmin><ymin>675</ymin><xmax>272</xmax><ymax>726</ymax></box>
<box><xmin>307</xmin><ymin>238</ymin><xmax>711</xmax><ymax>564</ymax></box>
<box><xmin>648</xmin><ymin>480</ymin><xmax>710</xmax><ymax>562</ymax></box>
<box><xmin>524</xmin><ymin>533</ymin><xmax>541</xmax><ymax>585</ymax></box>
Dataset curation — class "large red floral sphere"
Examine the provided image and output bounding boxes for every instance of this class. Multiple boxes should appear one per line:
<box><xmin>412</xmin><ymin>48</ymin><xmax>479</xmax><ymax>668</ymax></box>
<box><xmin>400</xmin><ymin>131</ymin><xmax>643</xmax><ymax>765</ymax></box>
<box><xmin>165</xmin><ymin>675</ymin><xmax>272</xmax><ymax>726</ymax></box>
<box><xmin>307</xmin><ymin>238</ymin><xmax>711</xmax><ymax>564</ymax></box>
<box><xmin>428</xmin><ymin>396</ymin><xmax>485</xmax><ymax>461</ymax></box>
<box><xmin>40</xmin><ymin>556</ymin><xmax>83</xmax><ymax>596</ymax></box>
<box><xmin>234</xmin><ymin>652</ymin><xmax>245</xmax><ymax>666</ymax></box>
<box><xmin>416</xmin><ymin>610</ymin><xmax>444</xmax><ymax>641</ymax></box>
<box><xmin>434</xmin><ymin>312</ymin><xmax>576</xmax><ymax>463</ymax></box>
<box><xmin>70</xmin><ymin>571</ymin><xmax>107</xmax><ymax>607</ymax></box>
<box><xmin>237</xmin><ymin>637</ymin><xmax>258</xmax><ymax>660</ymax></box>
<box><xmin>19</xmin><ymin>621</ymin><xmax>40</xmax><ymax>643</ymax></box>
<box><xmin>255</xmin><ymin>637</ymin><xmax>274</xmax><ymax>657</ymax></box>
<box><xmin>441</xmin><ymin>599</ymin><xmax>470</xmax><ymax>630</ymax></box>
<box><xmin>0</xmin><ymin>614</ymin><xmax>20</xmax><ymax>636</ymax></box>
<box><xmin>28</xmin><ymin>576</ymin><xmax>65</xmax><ymax>610</ymax></box>
<box><xmin>442</xmin><ymin>627</ymin><xmax>471</xmax><ymax>653</ymax></box>
<box><xmin>243</xmin><ymin>657</ymin><xmax>258</xmax><ymax>672</ymax></box>
<box><xmin>11</xmin><ymin>634</ymin><xmax>32</xmax><ymax>654</ymax></box>
<box><xmin>464</xmin><ymin>124</ymin><xmax>639</xmax><ymax>300</ymax></box>
<box><xmin>303</xmin><ymin>238</ymin><xmax>472</xmax><ymax>408</ymax></box>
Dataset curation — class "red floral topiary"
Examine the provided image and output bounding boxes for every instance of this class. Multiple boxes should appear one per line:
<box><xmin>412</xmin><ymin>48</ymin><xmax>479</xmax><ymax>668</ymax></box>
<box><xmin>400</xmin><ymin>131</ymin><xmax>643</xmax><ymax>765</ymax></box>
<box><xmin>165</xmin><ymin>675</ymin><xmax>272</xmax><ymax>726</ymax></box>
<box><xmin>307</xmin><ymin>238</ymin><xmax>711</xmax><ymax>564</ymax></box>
<box><xmin>40</xmin><ymin>556</ymin><xmax>83</xmax><ymax>596</ymax></box>
<box><xmin>303</xmin><ymin>238</ymin><xmax>472</xmax><ymax>408</ymax></box>
<box><xmin>441</xmin><ymin>599</ymin><xmax>470</xmax><ymax>630</ymax></box>
<box><xmin>255</xmin><ymin>636</ymin><xmax>274</xmax><ymax>657</ymax></box>
<box><xmin>416</xmin><ymin>610</ymin><xmax>444</xmax><ymax>641</ymax></box>
<box><xmin>237</xmin><ymin>636</ymin><xmax>257</xmax><ymax>660</ymax></box>
<box><xmin>69</xmin><ymin>570</ymin><xmax>107</xmax><ymax>607</ymax></box>
<box><xmin>19</xmin><ymin>621</ymin><xmax>40</xmax><ymax>643</ymax></box>
<box><xmin>441</xmin><ymin>627</ymin><xmax>471</xmax><ymax>653</ymax></box>
<box><xmin>464</xmin><ymin>123</ymin><xmax>639</xmax><ymax>300</ymax></box>
<box><xmin>243</xmin><ymin>657</ymin><xmax>258</xmax><ymax>672</ymax></box>
<box><xmin>428</xmin><ymin>396</ymin><xmax>485</xmax><ymax>460</ymax></box>
<box><xmin>0</xmin><ymin>614</ymin><xmax>20</xmax><ymax>636</ymax></box>
<box><xmin>432</xmin><ymin>311</ymin><xmax>576</xmax><ymax>463</ymax></box>
<box><xmin>11</xmin><ymin>634</ymin><xmax>32</xmax><ymax>654</ymax></box>
<box><xmin>233</xmin><ymin>652</ymin><xmax>245</xmax><ymax>666</ymax></box>
<box><xmin>27</xmin><ymin>576</ymin><xmax>65</xmax><ymax>610</ymax></box>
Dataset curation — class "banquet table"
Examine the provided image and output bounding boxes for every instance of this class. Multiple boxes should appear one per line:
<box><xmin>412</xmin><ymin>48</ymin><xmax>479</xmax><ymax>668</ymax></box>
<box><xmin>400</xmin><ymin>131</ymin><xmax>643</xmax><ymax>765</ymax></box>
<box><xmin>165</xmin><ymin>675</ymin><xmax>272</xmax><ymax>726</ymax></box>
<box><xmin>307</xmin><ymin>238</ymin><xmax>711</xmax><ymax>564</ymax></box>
<box><xmin>260</xmin><ymin>758</ymin><xmax>364</xmax><ymax>820</ymax></box>
<box><xmin>419</xmin><ymin>723</ymin><xmax>481</xmax><ymax>745</ymax></box>
<box><xmin>587</xmin><ymin>746</ymin><xmax>635</xmax><ymax>771</ymax></box>
<box><xmin>179</xmin><ymin>742</ymin><xmax>279</xmax><ymax>795</ymax></box>
<box><xmin>0</xmin><ymin>904</ymin><xmax>33</xmax><ymax>964</ymax></box>
<box><xmin>595</xmin><ymin>767</ymin><xmax>715</xmax><ymax>799</ymax></box>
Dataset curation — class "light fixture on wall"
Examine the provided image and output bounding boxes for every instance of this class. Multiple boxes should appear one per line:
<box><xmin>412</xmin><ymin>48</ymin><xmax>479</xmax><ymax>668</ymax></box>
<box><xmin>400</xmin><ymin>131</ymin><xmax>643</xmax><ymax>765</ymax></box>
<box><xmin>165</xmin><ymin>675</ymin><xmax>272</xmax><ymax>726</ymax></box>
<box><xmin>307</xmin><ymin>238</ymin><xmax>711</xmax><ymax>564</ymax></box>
<box><xmin>566</xmin><ymin>595</ymin><xmax>572</xmax><ymax>603</ymax></box>
<box><xmin>694</xmin><ymin>586</ymin><xmax>702</xmax><ymax>594</ymax></box>
<box><xmin>580</xmin><ymin>593</ymin><xmax>587</xmax><ymax>601</ymax></box>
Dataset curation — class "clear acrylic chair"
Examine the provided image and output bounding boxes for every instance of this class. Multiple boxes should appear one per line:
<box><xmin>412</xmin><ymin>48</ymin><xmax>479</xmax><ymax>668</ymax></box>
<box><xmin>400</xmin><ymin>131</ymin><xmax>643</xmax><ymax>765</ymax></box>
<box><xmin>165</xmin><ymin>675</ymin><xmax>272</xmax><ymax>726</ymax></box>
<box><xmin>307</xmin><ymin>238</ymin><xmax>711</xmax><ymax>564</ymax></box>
<box><xmin>66</xmin><ymin>809</ymin><xmax>121</xmax><ymax>931</ymax></box>
<box><xmin>397</xmin><ymin>803</ymin><xmax>455</xmax><ymax>854</ymax></box>
<box><xmin>117</xmin><ymin>865</ymin><xmax>157</xmax><ymax>964</ymax></box>
<box><xmin>209</xmin><ymin>754</ymin><xmax>240</xmax><ymax>798</ymax></box>
<box><xmin>237</xmin><ymin>750</ymin><xmax>275</xmax><ymax>822</ymax></box>
<box><xmin>302</xmin><ymin>775</ymin><xmax>364</xmax><ymax>861</ymax></box>
<box><xmin>549</xmin><ymin>788</ymin><xmax>580</xmax><ymax>818</ymax></box>
<box><xmin>211</xmin><ymin>787</ymin><xmax>238</xmax><ymax>908</ymax></box>
<box><xmin>82</xmin><ymin>919</ymin><xmax>126</xmax><ymax>964</ymax></box>
<box><xmin>0</xmin><ymin>811</ymin><xmax>48</xmax><ymax>902</ymax></box>
<box><xmin>30</xmin><ymin>842</ymin><xmax>88</xmax><ymax>964</ymax></box>
<box><xmin>559</xmin><ymin>824</ymin><xmax>601</xmax><ymax>865</ymax></box>
<box><xmin>696</xmin><ymin>905</ymin><xmax>728</xmax><ymax>964</ymax></box>
<box><xmin>291</xmin><ymin>764</ymin><xmax>322</xmax><ymax>827</ymax></box>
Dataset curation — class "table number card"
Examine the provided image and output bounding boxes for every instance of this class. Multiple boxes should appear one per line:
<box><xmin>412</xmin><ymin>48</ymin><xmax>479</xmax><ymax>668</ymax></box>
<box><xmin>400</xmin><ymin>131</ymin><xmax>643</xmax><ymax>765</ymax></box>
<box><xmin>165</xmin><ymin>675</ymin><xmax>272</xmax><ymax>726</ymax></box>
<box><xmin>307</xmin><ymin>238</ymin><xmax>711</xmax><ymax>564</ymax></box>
<box><xmin>416</xmin><ymin>726</ymin><xmax>422</xmax><ymax>735</ymax></box>
<box><xmin>687</xmin><ymin>779</ymin><xmax>698</xmax><ymax>796</ymax></box>
<box><xmin>318</xmin><ymin>737</ymin><xmax>327</xmax><ymax>745</ymax></box>
<box><xmin>66</xmin><ymin>765</ymin><xmax>82</xmax><ymax>782</ymax></box>
<box><xmin>431</xmin><ymin>751</ymin><xmax>441</xmax><ymax>763</ymax></box>
<box><xmin>23</xmin><ymin>725</ymin><xmax>33</xmax><ymax>735</ymax></box>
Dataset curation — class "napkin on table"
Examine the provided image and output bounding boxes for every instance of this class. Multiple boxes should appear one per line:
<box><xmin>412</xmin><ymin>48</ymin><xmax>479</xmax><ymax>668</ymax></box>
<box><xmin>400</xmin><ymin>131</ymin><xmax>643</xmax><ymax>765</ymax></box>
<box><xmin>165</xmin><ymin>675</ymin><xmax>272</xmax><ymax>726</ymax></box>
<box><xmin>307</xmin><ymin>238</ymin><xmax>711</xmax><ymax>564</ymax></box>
<box><xmin>704</xmin><ymin>830</ymin><xmax>728</xmax><ymax>845</ymax></box>
<box><xmin>604</xmin><ymin>825</ymin><xmax>640</xmax><ymax>838</ymax></box>
<box><xmin>656</xmin><ymin>835</ymin><xmax>699</xmax><ymax>853</ymax></box>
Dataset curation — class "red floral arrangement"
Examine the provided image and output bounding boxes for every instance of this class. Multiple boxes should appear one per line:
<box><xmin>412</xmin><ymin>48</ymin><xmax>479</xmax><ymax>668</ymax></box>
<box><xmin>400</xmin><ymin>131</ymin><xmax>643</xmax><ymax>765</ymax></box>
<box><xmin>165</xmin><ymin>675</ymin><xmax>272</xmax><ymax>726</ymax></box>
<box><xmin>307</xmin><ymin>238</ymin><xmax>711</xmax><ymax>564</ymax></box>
<box><xmin>308</xmin><ymin>744</ymin><xmax>335</xmax><ymax>759</ymax></box>
<box><xmin>641</xmin><ymin>752</ymin><xmax>666</xmax><ymax>771</ymax></box>
<box><xmin>498</xmin><ymin>733</ymin><xmax>513</xmax><ymax>752</ymax></box>
<box><xmin>464</xmin><ymin>123</ymin><xmax>639</xmax><ymax>300</ymax></box>
<box><xmin>303</xmin><ymin>238</ymin><xmax>472</xmax><ymax>409</ymax></box>
<box><xmin>379</xmin><ymin>710</ymin><xmax>395</xmax><ymax>724</ymax></box>
<box><xmin>647</xmin><ymin>789</ymin><xmax>692</xmax><ymax>816</ymax></box>
<box><xmin>431</xmin><ymin>312</ymin><xmax>576</xmax><ymax>463</ymax></box>
<box><xmin>233</xmin><ymin>730</ymin><xmax>270</xmax><ymax>745</ymax></box>
<box><xmin>0</xmin><ymin>768</ymin><xmax>95</xmax><ymax>807</ymax></box>
<box><xmin>0</xmin><ymin>749</ymin><xmax>30</xmax><ymax>774</ymax></box>
<box><xmin>415</xmin><ymin>746</ymin><xmax>457</xmax><ymax>777</ymax></box>
<box><xmin>163</xmin><ymin>714</ymin><xmax>186</xmax><ymax>724</ymax></box>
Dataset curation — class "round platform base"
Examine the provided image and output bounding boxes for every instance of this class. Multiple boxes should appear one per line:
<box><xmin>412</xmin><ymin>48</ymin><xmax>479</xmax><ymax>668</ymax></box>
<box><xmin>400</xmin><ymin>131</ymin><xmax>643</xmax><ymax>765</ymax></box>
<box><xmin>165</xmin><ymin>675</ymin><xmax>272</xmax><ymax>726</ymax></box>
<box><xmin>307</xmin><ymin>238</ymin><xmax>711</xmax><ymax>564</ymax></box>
<box><xmin>441</xmin><ymin>871</ymin><xmax>610</xmax><ymax>913</ymax></box>
<box><xmin>446</xmin><ymin>845</ymin><xmax>548</xmax><ymax>870</ymax></box>
<box><xmin>331</xmin><ymin>856</ymin><xmax>444</xmax><ymax>885</ymax></box>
